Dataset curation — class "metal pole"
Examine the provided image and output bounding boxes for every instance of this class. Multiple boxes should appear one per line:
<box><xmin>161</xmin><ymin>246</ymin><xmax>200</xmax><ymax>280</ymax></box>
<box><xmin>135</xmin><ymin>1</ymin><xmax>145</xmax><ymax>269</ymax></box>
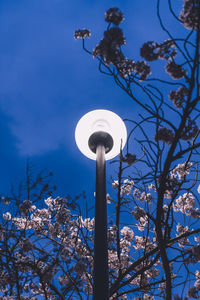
<box><xmin>93</xmin><ymin>144</ymin><xmax>109</xmax><ymax>300</ymax></box>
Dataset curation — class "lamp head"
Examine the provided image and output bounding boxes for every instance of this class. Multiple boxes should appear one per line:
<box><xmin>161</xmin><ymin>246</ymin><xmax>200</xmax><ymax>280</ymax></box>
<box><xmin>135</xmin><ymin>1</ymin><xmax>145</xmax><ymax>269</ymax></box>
<box><xmin>88</xmin><ymin>131</ymin><xmax>114</xmax><ymax>154</ymax></box>
<box><xmin>75</xmin><ymin>109</ymin><xmax>127</xmax><ymax>160</ymax></box>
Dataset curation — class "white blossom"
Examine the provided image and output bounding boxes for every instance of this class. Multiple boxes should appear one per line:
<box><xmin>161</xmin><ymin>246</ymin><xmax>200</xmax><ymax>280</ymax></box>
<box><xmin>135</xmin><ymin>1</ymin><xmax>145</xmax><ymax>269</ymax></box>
<box><xmin>173</xmin><ymin>193</ymin><xmax>196</xmax><ymax>216</ymax></box>
<box><xmin>195</xmin><ymin>271</ymin><xmax>200</xmax><ymax>279</ymax></box>
<box><xmin>12</xmin><ymin>217</ymin><xmax>32</xmax><ymax>229</ymax></box>
<box><xmin>195</xmin><ymin>280</ymin><xmax>200</xmax><ymax>291</ymax></box>
<box><xmin>140</xmin><ymin>192</ymin><xmax>152</xmax><ymax>203</ymax></box>
<box><xmin>121</xmin><ymin>226</ymin><xmax>134</xmax><ymax>241</ymax></box>
<box><xmin>3</xmin><ymin>212</ymin><xmax>11</xmax><ymax>221</ymax></box>
<box><xmin>106</xmin><ymin>193</ymin><xmax>112</xmax><ymax>204</ymax></box>
<box><xmin>133</xmin><ymin>189</ymin><xmax>152</xmax><ymax>202</ymax></box>
<box><xmin>78</xmin><ymin>217</ymin><xmax>95</xmax><ymax>231</ymax></box>
<box><xmin>112</xmin><ymin>179</ymin><xmax>134</xmax><ymax>195</ymax></box>
<box><xmin>171</xmin><ymin>162</ymin><xmax>193</xmax><ymax>180</ymax></box>
<box><xmin>44</xmin><ymin>196</ymin><xmax>54</xmax><ymax>209</ymax></box>
<box><xmin>107</xmin><ymin>225</ymin><xmax>117</xmax><ymax>243</ymax></box>
<box><xmin>112</xmin><ymin>180</ymin><xmax>119</xmax><ymax>189</ymax></box>
<box><xmin>195</xmin><ymin>236</ymin><xmax>200</xmax><ymax>243</ymax></box>
<box><xmin>176</xmin><ymin>223</ymin><xmax>189</xmax><ymax>248</ymax></box>
<box><xmin>74</xmin><ymin>29</ymin><xmax>91</xmax><ymax>39</ymax></box>
<box><xmin>134</xmin><ymin>236</ymin><xmax>154</xmax><ymax>250</ymax></box>
<box><xmin>148</xmin><ymin>184</ymin><xmax>156</xmax><ymax>191</ymax></box>
<box><xmin>197</xmin><ymin>185</ymin><xmax>200</xmax><ymax>194</ymax></box>
<box><xmin>121</xmin><ymin>179</ymin><xmax>134</xmax><ymax>195</ymax></box>
<box><xmin>137</xmin><ymin>216</ymin><xmax>148</xmax><ymax>231</ymax></box>
<box><xmin>188</xmin><ymin>286</ymin><xmax>200</xmax><ymax>298</ymax></box>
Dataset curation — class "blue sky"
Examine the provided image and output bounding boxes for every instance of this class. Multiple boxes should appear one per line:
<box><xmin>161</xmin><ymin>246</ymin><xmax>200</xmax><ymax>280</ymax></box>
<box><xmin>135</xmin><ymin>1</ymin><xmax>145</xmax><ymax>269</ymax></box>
<box><xmin>0</xmin><ymin>0</ymin><xmax>184</xmax><ymax>199</ymax></box>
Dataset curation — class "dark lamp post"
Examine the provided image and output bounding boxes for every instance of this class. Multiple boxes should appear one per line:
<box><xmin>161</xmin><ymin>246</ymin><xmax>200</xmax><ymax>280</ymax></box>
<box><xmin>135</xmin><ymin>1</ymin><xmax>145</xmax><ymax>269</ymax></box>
<box><xmin>75</xmin><ymin>109</ymin><xmax>127</xmax><ymax>300</ymax></box>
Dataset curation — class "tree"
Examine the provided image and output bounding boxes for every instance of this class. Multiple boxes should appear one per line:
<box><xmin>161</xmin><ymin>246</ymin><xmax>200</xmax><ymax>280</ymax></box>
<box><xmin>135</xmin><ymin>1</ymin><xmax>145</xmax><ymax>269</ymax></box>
<box><xmin>0</xmin><ymin>1</ymin><xmax>200</xmax><ymax>299</ymax></box>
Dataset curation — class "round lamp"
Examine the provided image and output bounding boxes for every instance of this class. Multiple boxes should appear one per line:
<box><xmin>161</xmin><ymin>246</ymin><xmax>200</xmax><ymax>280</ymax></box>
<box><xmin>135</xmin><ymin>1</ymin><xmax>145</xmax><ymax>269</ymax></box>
<box><xmin>75</xmin><ymin>109</ymin><xmax>127</xmax><ymax>160</ymax></box>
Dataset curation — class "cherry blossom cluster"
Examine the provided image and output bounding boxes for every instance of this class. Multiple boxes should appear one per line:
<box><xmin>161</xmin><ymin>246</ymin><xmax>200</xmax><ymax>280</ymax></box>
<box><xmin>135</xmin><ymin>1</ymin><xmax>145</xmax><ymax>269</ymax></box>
<box><xmin>112</xmin><ymin>179</ymin><xmax>134</xmax><ymax>195</ymax></box>
<box><xmin>108</xmin><ymin>226</ymin><xmax>134</xmax><ymax>270</ymax></box>
<box><xmin>110</xmin><ymin>293</ymin><xmax>128</xmax><ymax>300</ymax></box>
<box><xmin>133</xmin><ymin>189</ymin><xmax>152</xmax><ymax>203</ymax></box>
<box><xmin>180</xmin><ymin>0</ymin><xmax>200</xmax><ymax>31</ymax></box>
<box><xmin>93</xmin><ymin>27</ymin><xmax>126</xmax><ymax>66</ymax></box>
<box><xmin>2</xmin><ymin>212</ymin><xmax>11</xmax><ymax>221</ymax></box>
<box><xmin>187</xmin><ymin>285</ymin><xmax>200</xmax><ymax>298</ymax></box>
<box><xmin>107</xmin><ymin>225</ymin><xmax>117</xmax><ymax>245</ymax></box>
<box><xmin>170</xmin><ymin>161</ymin><xmax>193</xmax><ymax>180</ymax></box>
<box><xmin>157</xmin><ymin>174</ymin><xmax>179</xmax><ymax>199</ymax></box>
<box><xmin>91</xmin><ymin>8</ymin><xmax>152</xmax><ymax>81</ymax></box>
<box><xmin>134</xmin><ymin>236</ymin><xmax>154</xmax><ymax>250</ymax></box>
<box><xmin>176</xmin><ymin>224</ymin><xmax>189</xmax><ymax>248</ymax></box>
<box><xmin>140</xmin><ymin>40</ymin><xmax>177</xmax><ymax>61</ymax></box>
<box><xmin>165</xmin><ymin>61</ymin><xmax>186</xmax><ymax>80</ymax></box>
<box><xmin>140</xmin><ymin>39</ymin><xmax>186</xmax><ymax>81</ymax></box>
<box><xmin>129</xmin><ymin>272</ymin><xmax>149</xmax><ymax>288</ymax></box>
<box><xmin>155</xmin><ymin>120</ymin><xmax>198</xmax><ymax>145</ymax></box>
<box><xmin>93</xmin><ymin>8</ymin><xmax>126</xmax><ymax>67</ymax></box>
<box><xmin>120</xmin><ymin>226</ymin><xmax>134</xmax><ymax>254</ymax></box>
<box><xmin>131</xmin><ymin>60</ymin><xmax>151</xmax><ymax>81</ymax></box>
<box><xmin>0</xmin><ymin>186</ymin><xmax>198</xmax><ymax>299</ymax></box>
<box><xmin>0</xmin><ymin>158</ymin><xmax>199</xmax><ymax>297</ymax></box>
<box><xmin>28</xmin><ymin>282</ymin><xmax>54</xmax><ymax>299</ymax></box>
<box><xmin>74</xmin><ymin>29</ymin><xmax>91</xmax><ymax>39</ymax></box>
<box><xmin>129</xmin><ymin>261</ymin><xmax>159</xmax><ymax>289</ymax></box>
<box><xmin>154</xmin><ymin>127</ymin><xmax>175</xmax><ymax>145</ymax></box>
<box><xmin>148</xmin><ymin>184</ymin><xmax>156</xmax><ymax>192</ymax></box>
<box><xmin>108</xmin><ymin>249</ymin><xmax>130</xmax><ymax>269</ymax></box>
<box><xmin>132</xmin><ymin>207</ymin><xmax>148</xmax><ymax>231</ymax></box>
<box><xmin>116</xmin><ymin>59</ymin><xmax>151</xmax><ymax>81</ymax></box>
<box><xmin>173</xmin><ymin>192</ymin><xmax>200</xmax><ymax>218</ymax></box>
<box><xmin>1</xmin><ymin>196</ymin><xmax>140</xmax><ymax>297</ymax></box>
<box><xmin>1</xmin><ymin>193</ymin><xmax>160</xmax><ymax>297</ymax></box>
<box><xmin>78</xmin><ymin>216</ymin><xmax>95</xmax><ymax>231</ymax></box>
<box><xmin>5</xmin><ymin>197</ymin><xmax>93</xmax><ymax>297</ymax></box>
<box><xmin>195</xmin><ymin>236</ymin><xmax>200</xmax><ymax>243</ymax></box>
<box><xmin>105</xmin><ymin>7</ymin><xmax>124</xmax><ymax>25</ymax></box>
<box><xmin>169</xmin><ymin>86</ymin><xmax>188</xmax><ymax>109</ymax></box>
<box><xmin>121</xmin><ymin>226</ymin><xmax>134</xmax><ymax>242</ymax></box>
<box><xmin>194</xmin><ymin>270</ymin><xmax>200</xmax><ymax>289</ymax></box>
<box><xmin>117</xmin><ymin>59</ymin><xmax>136</xmax><ymax>78</ymax></box>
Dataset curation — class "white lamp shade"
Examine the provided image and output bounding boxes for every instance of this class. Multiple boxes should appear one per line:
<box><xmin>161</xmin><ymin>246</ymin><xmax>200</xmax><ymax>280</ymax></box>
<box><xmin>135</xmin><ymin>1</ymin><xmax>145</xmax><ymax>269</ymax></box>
<box><xmin>75</xmin><ymin>109</ymin><xmax>127</xmax><ymax>160</ymax></box>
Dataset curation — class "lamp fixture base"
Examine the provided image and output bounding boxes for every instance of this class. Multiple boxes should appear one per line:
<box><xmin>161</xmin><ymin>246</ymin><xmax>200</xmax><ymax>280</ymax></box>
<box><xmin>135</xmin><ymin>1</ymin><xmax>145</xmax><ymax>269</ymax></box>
<box><xmin>88</xmin><ymin>131</ymin><xmax>113</xmax><ymax>154</ymax></box>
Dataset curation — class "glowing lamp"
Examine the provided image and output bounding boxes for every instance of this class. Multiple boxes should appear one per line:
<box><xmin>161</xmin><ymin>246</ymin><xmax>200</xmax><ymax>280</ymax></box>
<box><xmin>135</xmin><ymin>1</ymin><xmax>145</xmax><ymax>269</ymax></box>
<box><xmin>75</xmin><ymin>109</ymin><xmax>127</xmax><ymax>160</ymax></box>
<box><xmin>75</xmin><ymin>109</ymin><xmax>127</xmax><ymax>299</ymax></box>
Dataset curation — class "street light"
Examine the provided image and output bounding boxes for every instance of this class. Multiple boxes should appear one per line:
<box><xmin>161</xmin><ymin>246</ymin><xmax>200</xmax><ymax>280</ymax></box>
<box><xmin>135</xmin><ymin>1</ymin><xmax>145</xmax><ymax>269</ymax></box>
<box><xmin>75</xmin><ymin>109</ymin><xmax>127</xmax><ymax>300</ymax></box>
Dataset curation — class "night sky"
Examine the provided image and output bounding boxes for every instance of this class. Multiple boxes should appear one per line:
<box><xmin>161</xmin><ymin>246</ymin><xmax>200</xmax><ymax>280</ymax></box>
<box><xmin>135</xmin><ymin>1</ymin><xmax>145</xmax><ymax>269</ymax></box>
<box><xmin>0</xmin><ymin>0</ymin><xmax>184</xmax><ymax>202</ymax></box>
